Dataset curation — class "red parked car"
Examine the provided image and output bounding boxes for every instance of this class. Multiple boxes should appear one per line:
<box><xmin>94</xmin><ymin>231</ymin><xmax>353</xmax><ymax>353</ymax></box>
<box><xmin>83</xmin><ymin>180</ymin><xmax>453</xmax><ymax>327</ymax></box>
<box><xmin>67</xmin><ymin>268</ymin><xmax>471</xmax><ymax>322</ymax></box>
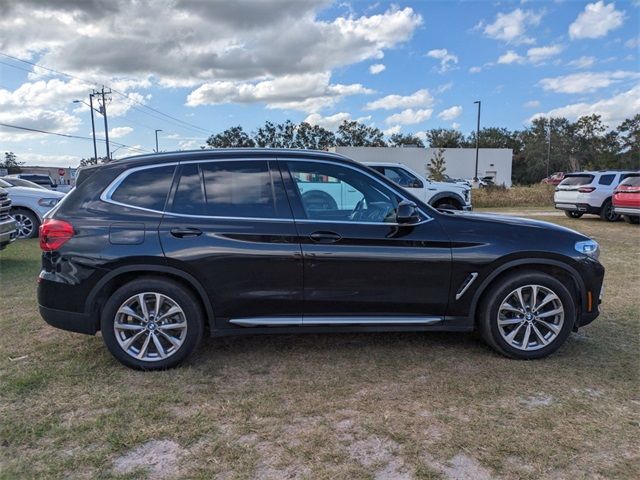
<box><xmin>542</xmin><ymin>172</ymin><xmax>566</xmax><ymax>185</ymax></box>
<box><xmin>613</xmin><ymin>174</ymin><xmax>640</xmax><ymax>224</ymax></box>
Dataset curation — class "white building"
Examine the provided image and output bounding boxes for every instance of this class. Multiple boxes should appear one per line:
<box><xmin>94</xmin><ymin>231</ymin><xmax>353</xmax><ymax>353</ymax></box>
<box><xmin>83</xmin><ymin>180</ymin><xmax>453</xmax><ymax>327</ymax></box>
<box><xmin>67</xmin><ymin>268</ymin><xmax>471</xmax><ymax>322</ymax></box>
<box><xmin>330</xmin><ymin>146</ymin><xmax>513</xmax><ymax>187</ymax></box>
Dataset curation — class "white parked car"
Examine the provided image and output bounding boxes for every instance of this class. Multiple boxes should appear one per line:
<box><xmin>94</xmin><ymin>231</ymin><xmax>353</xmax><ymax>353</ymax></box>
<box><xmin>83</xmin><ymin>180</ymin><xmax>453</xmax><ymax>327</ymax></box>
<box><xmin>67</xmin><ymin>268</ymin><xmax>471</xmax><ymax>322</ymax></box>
<box><xmin>364</xmin><ymin>162</ymin><xmax>472</xmax><ymax>210</ymax></box>
<box><xmin>554</xmin><ymin>170</ymin><xmax>638</xmax><ymax>222</ymax></box>
<box><xmin>0</xmin><ymin>178</ymin><xmax>65</xmax><ymax>238</ymax></box>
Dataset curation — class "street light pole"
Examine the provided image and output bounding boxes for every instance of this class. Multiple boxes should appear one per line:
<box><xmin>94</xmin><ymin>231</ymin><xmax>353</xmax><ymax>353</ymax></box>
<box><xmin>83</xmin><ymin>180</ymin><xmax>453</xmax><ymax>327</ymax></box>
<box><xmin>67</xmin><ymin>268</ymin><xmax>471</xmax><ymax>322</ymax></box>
<box><xmin>473</xmin><ymin>100</ymin><xmax>481</xmax><ymax>182</ymax></box>
<box><xmin>88</xmin><ymin>94</ymin><xmax>98</xmax><ymax>161</ymax></box>
<box><xmin>546</xmin><ymin>119</ymin><xmax>552</xmax><ymax>178</ymax></box>
<box><xmin>98</xmin><ymin>86</ymin><xmax>111</xmax><ymax>160</ymax></box>
<box><xmin>155</xmin><ymin>129</ymin><xmax>162</xmax><ymax>152</ymax></box>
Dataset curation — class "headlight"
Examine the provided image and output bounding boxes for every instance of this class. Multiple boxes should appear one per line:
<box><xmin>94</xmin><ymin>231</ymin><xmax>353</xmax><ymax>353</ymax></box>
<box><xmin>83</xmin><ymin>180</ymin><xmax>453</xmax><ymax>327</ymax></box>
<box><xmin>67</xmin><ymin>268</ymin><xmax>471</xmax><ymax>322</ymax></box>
<box><xmin>38</xmin><ymin>198</ymin><xmax>60</xmax><ymax>207</ymax></box>
<box><xmin>575</xmin><ymin>240</ymin><xmax>600</xmax><ymax>260</ymax></box>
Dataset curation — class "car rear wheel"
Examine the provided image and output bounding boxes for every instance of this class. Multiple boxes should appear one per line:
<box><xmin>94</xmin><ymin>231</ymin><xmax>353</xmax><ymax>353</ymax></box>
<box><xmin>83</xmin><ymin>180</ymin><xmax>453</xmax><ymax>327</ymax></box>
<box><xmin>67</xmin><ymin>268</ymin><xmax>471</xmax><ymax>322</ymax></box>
<box><xmin>564</xmin><ymin>211</ymin><xmax>583</xmax><ymax>219</ymax></box>
<box><xmin>479</xmin><ymin>271</ymin><xmax>575</xmax><ymax>359</ymax></box>
<box><xmin>599</xmin><ymin>200</ymin><xmax>620</xmax><ymax>222</ymax></box>
<box><xmin>11</xmin><ymin>209</ymin><xmax>39</xmax><ymax>239</ymax></box>
<box><xmin>623</xmin><ymin>215</ymin><xmax>639</xmax><ymax>225</ymax></box>
<box><xmin>101</xmin><ymin>277</ymin><xmax>204</xmax><ymax>370</ymax></box>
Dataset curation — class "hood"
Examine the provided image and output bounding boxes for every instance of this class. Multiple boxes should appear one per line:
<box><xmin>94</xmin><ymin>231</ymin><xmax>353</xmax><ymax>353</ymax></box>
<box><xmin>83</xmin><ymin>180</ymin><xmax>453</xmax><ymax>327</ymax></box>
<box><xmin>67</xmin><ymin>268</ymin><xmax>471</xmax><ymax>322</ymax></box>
<box><xmin>444</xmin><ymin>210</ymin><xmax>587</xmax><ymax>238</ymax></box>
<box><xmin>429</xmin><ymin>180</ymin><xmax>468</xmax><ymax>191</ymax></box>
<box><xmin>6</xmin><ymin>186</ymin><xmax>66</xmax><ymax>198</ymax></box>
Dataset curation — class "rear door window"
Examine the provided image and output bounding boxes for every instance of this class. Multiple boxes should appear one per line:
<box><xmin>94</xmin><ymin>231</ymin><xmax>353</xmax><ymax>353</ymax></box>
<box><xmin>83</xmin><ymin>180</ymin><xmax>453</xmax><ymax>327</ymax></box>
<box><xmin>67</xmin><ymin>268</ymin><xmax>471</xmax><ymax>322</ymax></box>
<box><xmin>171</xmin><ymin>163</ymin><xmax>206</xmax><ymax>216</ymax></box>
<box><xmin>559</xmin><ymin>175</ymin><xmax>594</xmax><ymax>186</ymax></box>
<box><xmin>110</xmin><ymin>165</ymin><xmax>176</xmax><ymax>211</ymax></box>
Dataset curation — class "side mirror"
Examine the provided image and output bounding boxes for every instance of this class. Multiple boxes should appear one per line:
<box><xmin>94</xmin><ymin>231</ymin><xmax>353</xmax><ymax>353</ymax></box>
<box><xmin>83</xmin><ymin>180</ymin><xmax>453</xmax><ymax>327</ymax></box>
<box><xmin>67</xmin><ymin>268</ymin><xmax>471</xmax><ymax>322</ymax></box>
<box><xmin>396</xmin><ymin>200</ymin><xmax>420</xmax><ymax>224</ymax></box>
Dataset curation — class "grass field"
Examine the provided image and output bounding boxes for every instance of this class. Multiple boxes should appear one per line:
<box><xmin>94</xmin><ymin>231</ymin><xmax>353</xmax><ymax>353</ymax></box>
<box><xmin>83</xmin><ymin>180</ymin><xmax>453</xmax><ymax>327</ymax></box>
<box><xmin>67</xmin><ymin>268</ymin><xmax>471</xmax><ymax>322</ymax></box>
<box><xmin>1</xmin><ymin>210</ymin><xmax>639</xmax><ymax>479</ymax></box>
<box><xmin>472</xmin><ymin>184</ymin><xmax>555</xmax><ymax>209</ymax></box>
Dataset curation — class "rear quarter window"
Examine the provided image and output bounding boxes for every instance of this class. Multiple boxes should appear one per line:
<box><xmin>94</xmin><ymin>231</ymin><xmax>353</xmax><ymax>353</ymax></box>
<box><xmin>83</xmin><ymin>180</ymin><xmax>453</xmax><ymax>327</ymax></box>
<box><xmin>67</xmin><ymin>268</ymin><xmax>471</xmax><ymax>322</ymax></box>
<box><xmin>598</xmin><ymin>174</ymin><xmax>615</xmax><ymax>186</ymax></box>
<box><xmin>619</xmin><ymin>175</ymin><xmax>640</xmax><ymax>187</ymax></box>
<box><xmin>559</xmin><ymin>175</ymin><xmax>594</xmax><ymax>186</ymax></box>
<box><xmin>110</xmin><ymin>165</ymin><xmax>176</xmax><ymax>211</ymax></box>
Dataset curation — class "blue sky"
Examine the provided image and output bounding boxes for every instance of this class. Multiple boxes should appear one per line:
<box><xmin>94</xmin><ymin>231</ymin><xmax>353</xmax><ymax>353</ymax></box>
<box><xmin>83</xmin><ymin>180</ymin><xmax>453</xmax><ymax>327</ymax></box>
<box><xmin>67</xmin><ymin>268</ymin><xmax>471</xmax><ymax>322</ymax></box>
<box><xmin>0</xmin><ymin>0</ymin><xmax>638</xmax><ymax>167</ymax></box>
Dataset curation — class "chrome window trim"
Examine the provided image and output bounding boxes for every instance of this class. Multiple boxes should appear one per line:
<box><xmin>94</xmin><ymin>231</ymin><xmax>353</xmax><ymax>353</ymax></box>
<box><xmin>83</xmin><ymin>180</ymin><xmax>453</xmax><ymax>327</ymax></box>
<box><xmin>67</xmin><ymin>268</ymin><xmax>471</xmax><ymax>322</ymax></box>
<box><xmin>100</xmin><ymin>156</ymin><xmax>434</xmax><ymax>225</ymax></box>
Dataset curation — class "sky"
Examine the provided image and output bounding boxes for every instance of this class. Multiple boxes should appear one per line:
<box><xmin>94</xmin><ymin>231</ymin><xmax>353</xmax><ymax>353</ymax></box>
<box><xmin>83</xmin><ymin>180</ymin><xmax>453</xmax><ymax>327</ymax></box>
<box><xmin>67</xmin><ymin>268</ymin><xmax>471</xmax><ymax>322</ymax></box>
<box><xmin>0</xmin><ymin>0</ymin><xmax>638</xmax><ymax>167</ymax></box>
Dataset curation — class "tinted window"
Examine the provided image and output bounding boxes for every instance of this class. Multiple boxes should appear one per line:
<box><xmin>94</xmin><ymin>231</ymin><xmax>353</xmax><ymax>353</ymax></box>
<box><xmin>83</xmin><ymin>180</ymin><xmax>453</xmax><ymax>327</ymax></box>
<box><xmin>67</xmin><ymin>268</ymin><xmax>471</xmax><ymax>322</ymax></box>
<box><xmin>384</xmin><ymin>167</ymin><xmax>422</xmax><ymax>188</ymax></box>
<box><xmin>287</xmin><ymin>161</ymin><xmax>401</xmax><ymax>223</ymax></box>
<box><xmin>559</xmin><ymin>175</ymin><xmax>594</xmax><ymax>186</ymax></box>
<box><xmin>598</xmin><ymin>174</ymin><xmax>615</xmax><ymax>186</ymax></box>
<box><xmin>172</xmin><ymin>164</ymin><xmax>206</xmax><ymax>215</ymax></box>
<box><xmin>111</xmin><ymin>165</ymin><xmax>176</xmax><ymax>211</ymax></box>
<box><xmin>201</xmin><ymin>160</ymin><xmax>285</xmax><ymax>218</ymax></box>
<box><xmin>619</xmin><ymin>175</ymin><xmax>640</xmax><ymax>187</ymax></box>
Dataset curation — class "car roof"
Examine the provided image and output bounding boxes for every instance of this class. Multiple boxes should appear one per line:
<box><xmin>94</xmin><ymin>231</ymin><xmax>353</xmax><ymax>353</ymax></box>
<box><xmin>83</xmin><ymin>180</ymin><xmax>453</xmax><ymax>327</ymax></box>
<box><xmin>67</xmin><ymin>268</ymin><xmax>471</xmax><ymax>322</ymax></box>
<box><xmin>110</xmin><ymin>148</ymin><xmax>356</xmax><ymax>168</ymax></box>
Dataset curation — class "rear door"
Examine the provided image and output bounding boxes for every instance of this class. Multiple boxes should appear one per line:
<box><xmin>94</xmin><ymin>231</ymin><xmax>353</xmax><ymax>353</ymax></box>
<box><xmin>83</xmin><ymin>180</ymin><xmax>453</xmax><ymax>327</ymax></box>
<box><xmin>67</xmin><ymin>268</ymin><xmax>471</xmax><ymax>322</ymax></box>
<box><xmin>159</xmin><ymin>158</ymin><xmax>303</xmax><ymax>328</ymax></box>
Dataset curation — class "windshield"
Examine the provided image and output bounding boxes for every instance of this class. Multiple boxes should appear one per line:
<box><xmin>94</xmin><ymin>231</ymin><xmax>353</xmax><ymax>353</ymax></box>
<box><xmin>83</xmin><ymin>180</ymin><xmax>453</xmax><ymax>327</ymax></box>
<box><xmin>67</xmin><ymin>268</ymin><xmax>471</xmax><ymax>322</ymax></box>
<box><xmin>0</xmin><ymin>178</ymin><xmax>11</xmax><ymax>188</ymax></box>
<box><xmin>559</xmin><ymin>175</ymin><xmax>594</xmax><ymax>186</ymax></box>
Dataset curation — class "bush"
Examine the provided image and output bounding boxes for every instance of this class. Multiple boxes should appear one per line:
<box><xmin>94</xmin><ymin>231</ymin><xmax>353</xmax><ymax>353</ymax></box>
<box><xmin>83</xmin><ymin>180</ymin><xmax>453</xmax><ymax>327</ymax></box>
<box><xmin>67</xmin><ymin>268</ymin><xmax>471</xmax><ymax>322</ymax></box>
<box><xmin>473</xmin><ymin>183</ymin><xmax>555</xmax><ymax>208</ymax></box>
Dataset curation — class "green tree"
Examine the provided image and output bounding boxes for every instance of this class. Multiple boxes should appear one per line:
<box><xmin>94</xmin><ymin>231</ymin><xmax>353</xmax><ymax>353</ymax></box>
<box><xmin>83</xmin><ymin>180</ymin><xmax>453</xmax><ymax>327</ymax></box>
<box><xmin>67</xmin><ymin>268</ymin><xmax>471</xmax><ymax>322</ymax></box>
<box><xmin>425</xmin><ymin>129</ymin><xmax>464</xmax><ymax>148</ymax></box>
<box><xmin>1</xmin><ymin>152</ymin><xmax>24</xmax><ymax>173</ymax></box>
<box><xmin>427</xmin><ymin>148</ymin><xmax>447</xmax><ymax>181</ymax></box>
<box><xmin>336</xmin><ymin>120</ymin><xmax>387</xmax><ymax>147</ymax></box>
<box><xmin>294</xmin><ymin>122</ymin><xmax>336</xmax><ymax>150</ymax></box>
<box><xmin>79</xmin><ymin>156</ymin><xmax>109</xmax><ymax>167</ymax></box>
<box><xmin>388</xmin><ymin>133</ymin><xmax>425</xmax><ymax>148</ymax></box>
<box><xmin>254</xmin><ymin>120</ymin><xmax>297</xmax><ymax>148</ymax></box>
<box><xmin>205</xmin><ymin>126</ymin><xmax>255</xmax><ymax>148</ymax></box>
<box><xmin>615</xmin><ymin>114</ymin><xmax>640</xmax><ymax>169</ymax></box>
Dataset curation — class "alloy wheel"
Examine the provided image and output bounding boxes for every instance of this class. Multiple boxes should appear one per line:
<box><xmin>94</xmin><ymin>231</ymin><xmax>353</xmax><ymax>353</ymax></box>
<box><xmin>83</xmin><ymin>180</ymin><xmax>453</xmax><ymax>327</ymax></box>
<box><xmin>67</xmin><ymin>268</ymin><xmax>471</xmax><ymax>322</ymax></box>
<box><xmin>12</xmin><ymin>213</ymin><xmax>34</xmax><ymax>239</ymax></box>
<box><xmin>497</xmin><ymin>284</ymin><xmax>564</xmax><ymax>351</ymax></box>
<box><xmin>113</xmin><ymin>292</ymin><xmax>188</xmax><ymax>362</ymax></box>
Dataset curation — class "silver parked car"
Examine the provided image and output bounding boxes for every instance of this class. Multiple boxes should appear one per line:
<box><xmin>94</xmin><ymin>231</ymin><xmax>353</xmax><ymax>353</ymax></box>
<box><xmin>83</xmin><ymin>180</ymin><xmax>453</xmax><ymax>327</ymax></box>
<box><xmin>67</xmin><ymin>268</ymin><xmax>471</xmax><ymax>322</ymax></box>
<box><xmin>0</xmin><ymin>178</ymin><xmax>65</xmax><ymax>239</ymax></box>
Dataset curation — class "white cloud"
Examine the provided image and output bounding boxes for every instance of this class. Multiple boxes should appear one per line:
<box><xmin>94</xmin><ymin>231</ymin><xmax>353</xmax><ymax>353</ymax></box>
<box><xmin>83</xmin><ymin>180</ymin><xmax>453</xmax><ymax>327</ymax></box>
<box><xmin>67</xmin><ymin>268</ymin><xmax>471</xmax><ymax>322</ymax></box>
<box><xmin>186</xmin><ymin>72</ymin><xmax>373</xmax><ymax>113</ymax></box>
<box><xmin>426</xmin><ymin>49</ymin><xmax>458</xmax><ymax>73</ymax></box>
<box><xmin>523</xmin><ymin>100</ymin><xmax>541</xmax><ymax>108</ymax></box>
<box><xmin>529</xmin><ymin>84</ymin><xmax>640</xmax><ymax>126</ymax></box>
<box><xmin>437</xmin><ymin>106</ymin><xmax>463</xmax><ymax>121</ymax></box>
<box><xmin>625</xmin><ymin>37</ymin><xmax>640</xmax><ymax>49</ymax></box>
<box><xmin>451</xmin><ymin>122</ymin><xmax>461</xmax><ymax>130</ymax></box>
<box><xmin>304</xmin><ymin>112</ymin><xmax>352</xmax><ymax>130</ymax></box>
<box><xmin>481</xmin><ymin>8</ymin><xmax>543</xmax><ymax>45</ymax></box>
<box><xmin>469</xmin><ymin>66</ymin><xmax>482</xmax><ymax>73</ymax></box>
<box><xmin>16</xmin><ymin>153</ymin><xmax>83</xmax><ymax>168</ymax></box>
<box><xmin>526</xmin><ymin>44</ymin><xmax>563</xmax><ymax>63</ymax></box>
<box><xmin>498</xmin><ymin>50</ymin><xmax>524</xmax><ymax>64</ymax></box>
<box><xmin>365</xmin><ymin>89</ymin><xmax>434</xmax><ymax>110</ymax></box>
<box><xmin>569</xmin><ymin>1</ymin><xmax>625</xmax><ymax>40</ymax></box>
<box><xmin>369</xmin><ymin>63</ymin><xmax>386</xmax><ymax>75</ymax></box>
<box><xmin>385</xmin><ymin>108</ymin><xmax>432</xmax><ymax>125</ymax></box>
<box><xmin>383</xmin><ymin>125</ymin><xmax>402</xmax><ymax>136</ymax></box>
<box><xmin>539</xmin><ymin>71</ymin><xmax>640</xmax><ymax>94</ymax></box>
<box><xmin>568</xmin><ymin>56</ymin><xmax>597</xmax><ymax>69</ymax></box>
<box><xmin>108</xmin><ymin>126</ymin><xmax>133</xmax><ymax>138</ymax></box>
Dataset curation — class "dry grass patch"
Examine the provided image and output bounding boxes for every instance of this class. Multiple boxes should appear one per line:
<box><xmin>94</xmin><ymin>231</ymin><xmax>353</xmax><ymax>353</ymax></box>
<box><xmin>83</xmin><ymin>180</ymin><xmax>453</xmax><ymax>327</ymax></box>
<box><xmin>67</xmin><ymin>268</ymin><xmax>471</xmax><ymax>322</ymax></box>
<box><xmin>1</xmin><ymin>212</ymin><xmax>639</xmax><ymax>479</ymax></box>
<box><xmin>473</xmin><ymin>184</ymin><xmax>555</xmax><ymax>208</ymax></box>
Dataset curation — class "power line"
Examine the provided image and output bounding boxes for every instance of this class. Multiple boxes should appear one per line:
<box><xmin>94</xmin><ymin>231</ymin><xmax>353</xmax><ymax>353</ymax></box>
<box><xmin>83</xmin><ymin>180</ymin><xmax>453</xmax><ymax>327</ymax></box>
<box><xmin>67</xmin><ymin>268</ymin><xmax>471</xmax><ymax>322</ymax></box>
<box><xmin>0</xmin><ymin>122</ymin><xmax>150</xmax><ymax>155</ymax></box>
<box><xmin>0</xmin><ymin>51</ymin><xmax>211</xmax><ymax>136</ymax></box>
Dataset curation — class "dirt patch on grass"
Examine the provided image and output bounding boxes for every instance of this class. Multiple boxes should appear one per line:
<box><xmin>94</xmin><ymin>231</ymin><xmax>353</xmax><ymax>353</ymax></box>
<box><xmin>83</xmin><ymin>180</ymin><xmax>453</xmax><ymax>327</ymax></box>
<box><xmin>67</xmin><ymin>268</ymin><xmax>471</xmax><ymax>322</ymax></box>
<box><xmin>113</xmin><ymin>439</ymin><xmax>184</xmax><ymax>478</ymax></box>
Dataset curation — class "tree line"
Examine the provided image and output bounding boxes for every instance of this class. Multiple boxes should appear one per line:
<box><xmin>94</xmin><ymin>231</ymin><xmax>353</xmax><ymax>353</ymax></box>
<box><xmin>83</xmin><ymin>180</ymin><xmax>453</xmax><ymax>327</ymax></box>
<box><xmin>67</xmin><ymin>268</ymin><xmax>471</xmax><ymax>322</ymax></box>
<box><xmin>204</xmin><ymin>114</ymin><xmax>639</xmax><ymax>184</ymax></box>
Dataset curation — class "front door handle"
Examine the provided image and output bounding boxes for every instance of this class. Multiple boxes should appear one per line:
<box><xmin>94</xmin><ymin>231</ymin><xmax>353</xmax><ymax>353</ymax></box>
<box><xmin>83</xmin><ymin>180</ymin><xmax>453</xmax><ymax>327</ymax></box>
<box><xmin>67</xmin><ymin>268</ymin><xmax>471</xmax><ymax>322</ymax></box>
<box><xmin>170</xmin><ymin>227</ymin><xmax>202</xmax><ymax>238</ymax></box>
<box><xmin>309</xmin><ymin>231</ymin><xmax>342</xmax><ymax>244</ymax></box>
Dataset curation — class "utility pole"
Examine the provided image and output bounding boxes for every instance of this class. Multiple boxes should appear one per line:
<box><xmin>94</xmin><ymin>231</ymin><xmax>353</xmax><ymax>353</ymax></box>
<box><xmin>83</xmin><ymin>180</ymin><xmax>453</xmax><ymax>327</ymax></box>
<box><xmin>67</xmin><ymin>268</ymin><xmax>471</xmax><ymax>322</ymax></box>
<box><xmin>473</xmin><ymin>100</ymin><xmax>481</xmax><ymax>183</ymax></box>
<box><xmin>88</xmin><ymin>93</ymin><xmax>98</xmax><ymax>162</ymax></box>
<box><xmin>546</xmin><ymin>119</ymin><xmax>552</xmax><ymax>178</ymax></box>
<box><xmin>95</xmin><ymin>86</ymin><xmax>112</xmax><ymax>160</ymax></box>
<box><xmin>155</xmin><ymin>129</ymin><xmax>162</xmax><ymax>152</ymax></box>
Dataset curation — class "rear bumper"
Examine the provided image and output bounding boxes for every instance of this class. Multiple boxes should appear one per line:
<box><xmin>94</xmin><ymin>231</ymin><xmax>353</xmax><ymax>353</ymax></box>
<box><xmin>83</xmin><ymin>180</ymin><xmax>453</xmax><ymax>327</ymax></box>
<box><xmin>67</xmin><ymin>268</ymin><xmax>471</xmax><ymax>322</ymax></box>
<box><xmin>555</xmin><ymin>203</ymin><xmax>600</xmax><ymax>214</ymax></box>
<box><xmin>39</xmin><ymin>304</ymin><xmax>97</xmax><ymax>335</ymax></box>
<box><xmin>0</xmin><ymin>217</ymin><xmax>18</xmax><ymax>250</ymax></box>
<box><xmin>613</xmin><ymin>206</ymin><xmax>640</xmax><ymax>216</ymax></box>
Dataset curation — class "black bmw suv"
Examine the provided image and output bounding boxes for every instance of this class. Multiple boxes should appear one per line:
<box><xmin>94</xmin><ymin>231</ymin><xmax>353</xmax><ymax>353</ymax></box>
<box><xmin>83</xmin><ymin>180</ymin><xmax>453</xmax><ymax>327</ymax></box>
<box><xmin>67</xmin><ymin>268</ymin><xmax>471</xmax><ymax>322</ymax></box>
<box><xmin>38</xmin><ymin>149</ymin><xmax>604</xmax><ymax>369</ymax></box>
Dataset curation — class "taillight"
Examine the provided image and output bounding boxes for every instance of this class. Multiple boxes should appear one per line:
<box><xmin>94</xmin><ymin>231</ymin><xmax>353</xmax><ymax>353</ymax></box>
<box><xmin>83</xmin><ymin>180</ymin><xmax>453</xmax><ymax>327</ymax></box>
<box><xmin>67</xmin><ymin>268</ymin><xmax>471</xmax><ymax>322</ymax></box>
<box><xmin>619</xmin><ymin>187</ymin><xmax>640</xmax><ymax>193</ymax></box>
<box><xmin>39</xmin><ymin>219</ymin><xmax>74</xmax><ymax>251</ymax></box>
<box><xmin>578</xmin><ymin>187</ymin><xmax>596</xmax><ymax>193</ymax></box>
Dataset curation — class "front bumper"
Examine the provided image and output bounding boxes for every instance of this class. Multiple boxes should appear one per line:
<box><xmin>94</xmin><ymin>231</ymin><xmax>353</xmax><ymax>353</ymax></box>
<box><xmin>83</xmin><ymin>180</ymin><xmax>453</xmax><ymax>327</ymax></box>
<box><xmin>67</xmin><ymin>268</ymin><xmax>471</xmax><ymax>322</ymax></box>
<box><xmin>0</xmin><ymin>217</ymin><xmax>18</xmax><ymax>249</ymax></box>
<box><xmin>462</xmin><ymin>205</ymin><xmax>473</xmax><ymax>211</ymax></box>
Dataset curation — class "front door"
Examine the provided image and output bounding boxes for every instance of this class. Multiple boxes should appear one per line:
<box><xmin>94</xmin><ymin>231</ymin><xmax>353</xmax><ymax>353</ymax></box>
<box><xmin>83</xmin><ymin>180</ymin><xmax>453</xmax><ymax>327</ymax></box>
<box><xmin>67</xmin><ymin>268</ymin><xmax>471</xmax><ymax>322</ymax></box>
<box><xmin>281</xmin><ymin>159</ymin><xmax>452</xmax><ymax>321</ymax></box>
<box><xmin>159</xmin><ymin>159</ymin><xmax>303</xmax><ymax>328</ymax></box>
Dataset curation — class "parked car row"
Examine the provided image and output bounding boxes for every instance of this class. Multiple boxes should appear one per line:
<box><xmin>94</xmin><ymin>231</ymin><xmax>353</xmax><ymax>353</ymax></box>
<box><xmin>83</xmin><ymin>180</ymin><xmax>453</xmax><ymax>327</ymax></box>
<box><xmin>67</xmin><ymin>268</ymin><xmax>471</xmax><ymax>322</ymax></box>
<box><xmin>554</xmin><ymin>170</ymin><xmax>639</xmax><ymax>223</ymax></box>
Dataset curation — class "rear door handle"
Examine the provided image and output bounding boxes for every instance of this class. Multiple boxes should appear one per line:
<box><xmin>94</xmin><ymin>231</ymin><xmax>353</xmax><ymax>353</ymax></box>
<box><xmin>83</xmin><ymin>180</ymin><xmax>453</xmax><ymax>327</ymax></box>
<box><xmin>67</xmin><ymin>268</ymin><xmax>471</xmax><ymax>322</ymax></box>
<box><xmin>309</xmin><ymin>231</ymin><xmax>342</xmax><ymax>243</ymax></box>
<box><xmin>170</xmin><ymin>227</ymin><xmax>202</xmax><ymax>238</ymax></box>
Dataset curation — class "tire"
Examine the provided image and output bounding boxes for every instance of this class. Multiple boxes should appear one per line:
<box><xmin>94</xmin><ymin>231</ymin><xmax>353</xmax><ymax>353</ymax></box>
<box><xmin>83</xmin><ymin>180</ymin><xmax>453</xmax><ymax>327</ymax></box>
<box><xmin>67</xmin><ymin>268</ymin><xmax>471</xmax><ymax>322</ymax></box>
<box><xmin>100</xmin><ymin>277</ymin><xmax>204</xmax><ymax>370</ymax></box>
<box><xmin>434</xmin><ymin>200</ymin><xmax>461</xmax><ymax>211</ymax></box>
<box><xmin>564</xmin><ymin>211</ymin><xmax>583</xmax><ymax>219</ymax></box>
<box><xmin>599</xmin><ymin>199</ymin><xmax>620</xmax><ymax>222</ymax></box>
<box><xmin>623</xmin><ymin>215</ymin><xmax>640</xmax><ymax>225</ymax></box>
<box><xmin>11</xmin><ymin>208</ymin><xmax>40</xmax><ymax>239</ymax></box>
<box><xmin>478</xmin><ymin>271</ymin><xmax>576</xmax><ymax>360</ymax></box>
<box><xmin>302</xmin><ymin>191</ymin><xmax>338</xmax><ymax>211</ymax></box>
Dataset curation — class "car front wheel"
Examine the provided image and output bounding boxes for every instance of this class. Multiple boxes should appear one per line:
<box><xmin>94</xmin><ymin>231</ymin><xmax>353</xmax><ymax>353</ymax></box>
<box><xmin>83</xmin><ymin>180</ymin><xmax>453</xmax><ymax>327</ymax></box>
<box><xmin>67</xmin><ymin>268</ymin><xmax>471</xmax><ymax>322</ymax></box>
<box><xmin>564</xmin><ymin>211</ymin><xmax>583</xmax><ymax>219</ymax></box>
<box><xmin>100</xmin><ymin>277</ymin><xmax>204</xmax><ymax>370</ymax></box>
<box><xmin>479</xmin><ymin>272</ymin><xmax>575</xmax><ymax>359</ymax></box>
